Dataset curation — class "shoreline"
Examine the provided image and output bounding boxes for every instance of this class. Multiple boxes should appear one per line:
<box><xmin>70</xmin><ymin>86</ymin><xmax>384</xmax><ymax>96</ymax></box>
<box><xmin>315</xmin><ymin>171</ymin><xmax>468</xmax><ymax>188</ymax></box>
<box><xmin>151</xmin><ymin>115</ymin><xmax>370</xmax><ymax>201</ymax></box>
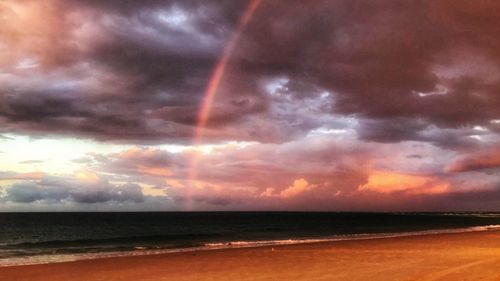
<box><xmin>1</xmin><ymin>224</ymin><xmax>499</xmax><ymax>268</ymax></box>
<box><xmin>1</xmin><ymin>229</ymin><xmax>499</xmax><ymax>281</ymax></box>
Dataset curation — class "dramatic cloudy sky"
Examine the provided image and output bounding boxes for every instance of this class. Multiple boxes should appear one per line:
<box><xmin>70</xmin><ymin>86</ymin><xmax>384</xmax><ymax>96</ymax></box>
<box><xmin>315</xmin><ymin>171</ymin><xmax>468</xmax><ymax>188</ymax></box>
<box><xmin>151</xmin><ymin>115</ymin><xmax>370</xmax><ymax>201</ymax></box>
<box><xmin>0</xmin><ymin>0</ymin><xmax>499</xmax><ymax>211</ymax></box>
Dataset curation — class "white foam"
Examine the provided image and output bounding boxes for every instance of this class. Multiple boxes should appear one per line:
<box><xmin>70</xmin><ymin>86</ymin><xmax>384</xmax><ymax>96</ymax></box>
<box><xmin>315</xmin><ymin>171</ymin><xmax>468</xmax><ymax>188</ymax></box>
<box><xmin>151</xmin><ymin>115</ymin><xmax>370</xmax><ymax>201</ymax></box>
<box><xmin>1</xmin><ymin>225</ymin><xmax>499</xmax><ymax>267</ymax></box>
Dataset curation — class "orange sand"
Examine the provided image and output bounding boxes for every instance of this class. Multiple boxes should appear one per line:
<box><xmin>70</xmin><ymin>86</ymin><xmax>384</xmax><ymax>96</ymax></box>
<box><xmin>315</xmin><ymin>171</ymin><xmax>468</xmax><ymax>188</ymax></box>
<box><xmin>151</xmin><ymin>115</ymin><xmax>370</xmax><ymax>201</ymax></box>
<box><xmin>1</xmin><ymin>230</ymin><xmax>499</xmax><ymax>281</ymax></box>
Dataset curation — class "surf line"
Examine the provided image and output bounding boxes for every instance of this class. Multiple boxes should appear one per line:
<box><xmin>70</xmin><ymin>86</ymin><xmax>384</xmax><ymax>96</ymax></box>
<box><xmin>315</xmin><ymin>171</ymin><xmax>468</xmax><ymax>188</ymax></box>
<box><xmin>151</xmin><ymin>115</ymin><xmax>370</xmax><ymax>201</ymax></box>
<box><xmin>185</xmin><ymin>0</ymin><xmax>262</xmax><ymax>209</ymax></box>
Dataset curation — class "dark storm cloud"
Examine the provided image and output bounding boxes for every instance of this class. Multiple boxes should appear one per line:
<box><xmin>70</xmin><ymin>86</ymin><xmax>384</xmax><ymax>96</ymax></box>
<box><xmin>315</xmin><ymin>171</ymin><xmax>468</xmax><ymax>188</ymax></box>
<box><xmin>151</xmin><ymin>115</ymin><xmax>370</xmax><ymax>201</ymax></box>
<box><xmin>233</xmin><ymin>0</ymin><xmax>500</xmax><ymax>141</ymax></box>
<box><xmin>0</xmin><ymin>0</ymin><xmax>265</xmax><ymax>142</ymax></box>
<box><xmin>1</xmin><ymin>0</ymin><xmax>500</xmax><ymax>147</ymax></box>
<box><xmin>3</xmin><ymin>175</ymin><xmax>145</xmax><ymax>204</ymax></box>
<box><xmin>356</xmin><ymin>118</ymin><xmax>427</xmax><ymax>144</ymax></box>
<box><xmin>356</xmin><ymin>118</ymin><xmax>489</xmax><ymax>149</ymax></box>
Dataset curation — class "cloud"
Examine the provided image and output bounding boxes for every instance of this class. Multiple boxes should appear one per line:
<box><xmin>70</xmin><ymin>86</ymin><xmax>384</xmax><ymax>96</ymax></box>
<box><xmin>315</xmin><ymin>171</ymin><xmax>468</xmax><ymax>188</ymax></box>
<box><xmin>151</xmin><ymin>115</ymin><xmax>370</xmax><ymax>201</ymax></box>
<box><xmin>79</xmin><ymin>133</ymin><xmax>493</xmax><ymax>209</ymax></box>
<box><xmin>446</xmin><ymin>150</ymin><xmax>500</xmax><ymax>172</ymax></box>
<box><xmin>0</xmin><ymin>0</ymin><xmax>261</xmax><ymax>143</ymax></box>
<box><xmin>0</xmin><ymin>171</ymin><xmax>44</xmax><ymax>180</ymax></box>
<box><xmin>261</xmin><ymin>178</ymin><xmax>316</xmax><ymax>198</ymax></box>
<box><xmin>78</xmin><ymin>133</ymin><xmax>371</xmax><ymax>207</ymax></box>
<box><xmin>359</xmin><ymin>170</ymin><xmax>449</xmax><ymax>195</ymax></box>
<box><xmin>1</xmin><ymin>1</ymin><xmax>500</xmax><ymax>211</ymax></box>
<box><xmin>0</xmin><ymin>0</ymin><xmax>498</xmax><ymax>146</ymax></box>
<box><xmin>1</xmin><ymin>135</ymin><xmax>498</xmax><ymax>210</ymax></box>
<box><xmin>18</xmin><ymin>159</ymin><xmax>44</xmax><ymax>164</ymax></box>
<box><xmin>233</xmin><ymin>0</ymin><xmax>500</xmax><ymax>142</ymax></box>
<box><xmin>3</xmin><ymin>174</ymin><xmax>145</xmax><ymax>204</ymax></box>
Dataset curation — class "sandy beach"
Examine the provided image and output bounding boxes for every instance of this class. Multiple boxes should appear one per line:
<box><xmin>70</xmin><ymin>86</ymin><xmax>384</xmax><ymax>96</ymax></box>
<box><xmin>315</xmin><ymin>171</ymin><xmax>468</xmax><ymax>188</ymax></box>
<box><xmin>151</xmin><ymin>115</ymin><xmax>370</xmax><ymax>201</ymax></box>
<box><xmin>1</xmin><ymin>230</ymin><xmax>499</xmax><ymax>281</ymax></box>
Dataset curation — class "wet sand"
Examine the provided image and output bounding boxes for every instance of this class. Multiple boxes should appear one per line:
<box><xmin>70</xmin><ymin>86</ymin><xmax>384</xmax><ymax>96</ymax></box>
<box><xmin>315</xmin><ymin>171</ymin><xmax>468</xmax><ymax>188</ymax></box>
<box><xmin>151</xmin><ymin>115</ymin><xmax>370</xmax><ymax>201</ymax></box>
<box><xmin>1</xmin><ymin>230</ymin><xmax>499</xmax><ymax>281</ymax></box>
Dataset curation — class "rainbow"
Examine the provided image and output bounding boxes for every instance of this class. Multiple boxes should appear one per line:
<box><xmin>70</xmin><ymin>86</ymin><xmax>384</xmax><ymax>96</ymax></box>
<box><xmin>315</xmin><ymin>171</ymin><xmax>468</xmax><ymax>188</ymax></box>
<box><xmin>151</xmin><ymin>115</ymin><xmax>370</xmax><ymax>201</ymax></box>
<box><xmin>195</xmin><ymin>0</ymin><xmax>262</xmax><ymax>142</ymax></box>
<box><xmin>185</xmin><ymin>0</ymin><xmax>262</xmax><ymax>209</ymax></box>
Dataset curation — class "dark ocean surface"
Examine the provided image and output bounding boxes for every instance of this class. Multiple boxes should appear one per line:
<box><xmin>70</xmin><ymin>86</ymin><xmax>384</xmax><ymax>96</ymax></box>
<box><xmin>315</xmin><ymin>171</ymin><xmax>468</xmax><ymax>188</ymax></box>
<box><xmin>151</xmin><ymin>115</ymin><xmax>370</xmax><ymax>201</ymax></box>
<box><xmin>1</xmin><ymin>212</ymin><xmax>499</xmax><ymax>266</ymax></box>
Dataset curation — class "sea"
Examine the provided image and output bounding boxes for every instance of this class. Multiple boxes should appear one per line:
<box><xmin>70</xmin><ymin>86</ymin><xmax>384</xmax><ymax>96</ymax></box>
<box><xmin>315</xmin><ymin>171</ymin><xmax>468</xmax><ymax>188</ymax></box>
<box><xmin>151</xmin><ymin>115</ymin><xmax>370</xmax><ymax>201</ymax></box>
<box><xmin>1</xmin><ymin>212</ymin><xmax>499</xmax><ymax>267</ymax></box>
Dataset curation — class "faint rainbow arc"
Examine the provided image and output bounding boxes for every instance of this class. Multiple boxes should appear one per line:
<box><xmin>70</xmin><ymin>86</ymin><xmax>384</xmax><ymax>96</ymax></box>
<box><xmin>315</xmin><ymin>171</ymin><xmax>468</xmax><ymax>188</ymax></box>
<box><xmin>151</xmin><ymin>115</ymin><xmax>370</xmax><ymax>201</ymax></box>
<box><xmin>195</xmin><ymin>0</ymin><xmax>262</xmax><ymax>141</ymax></box>
<box><xmin>185</xmin><ymin>0</ymin><xmax>262</xmax><ymax>209</ymax></box>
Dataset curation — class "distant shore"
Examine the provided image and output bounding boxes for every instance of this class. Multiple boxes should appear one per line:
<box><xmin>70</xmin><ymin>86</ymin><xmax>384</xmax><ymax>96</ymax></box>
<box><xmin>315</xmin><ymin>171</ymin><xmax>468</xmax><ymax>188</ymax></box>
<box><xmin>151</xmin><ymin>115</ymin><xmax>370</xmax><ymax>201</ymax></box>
<box><xmin>1</xmin><ymin>229</ymin><xmax>499</xmax><ymax>281</ymax></box>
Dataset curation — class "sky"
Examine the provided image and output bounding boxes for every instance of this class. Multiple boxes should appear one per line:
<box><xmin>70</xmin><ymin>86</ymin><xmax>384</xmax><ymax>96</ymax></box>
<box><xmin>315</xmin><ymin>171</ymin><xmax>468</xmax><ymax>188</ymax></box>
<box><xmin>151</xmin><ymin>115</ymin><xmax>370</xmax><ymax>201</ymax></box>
<box><xmin>0</xmin><ymin>0</ymin><xmax>499</xmax><ymax>211</ymax></box>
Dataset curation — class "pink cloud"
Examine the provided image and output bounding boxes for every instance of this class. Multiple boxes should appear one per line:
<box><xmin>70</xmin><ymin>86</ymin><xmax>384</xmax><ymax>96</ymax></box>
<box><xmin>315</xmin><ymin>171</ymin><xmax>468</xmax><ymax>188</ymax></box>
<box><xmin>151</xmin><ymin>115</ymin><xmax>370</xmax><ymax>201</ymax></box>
<box><xmin>446</xmin><ymin>150</ymin><xmax>500</xmax><ymax>172</ymax></box>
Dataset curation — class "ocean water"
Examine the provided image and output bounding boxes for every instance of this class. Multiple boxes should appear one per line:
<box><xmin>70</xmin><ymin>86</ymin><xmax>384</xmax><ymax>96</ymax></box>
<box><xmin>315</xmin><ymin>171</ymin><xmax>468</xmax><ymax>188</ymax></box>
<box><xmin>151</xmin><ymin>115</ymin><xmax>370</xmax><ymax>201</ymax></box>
<box><xmin>1</xmin><ymin>212</ymin><xmax>499</xmax><ymax>266</ymax></box>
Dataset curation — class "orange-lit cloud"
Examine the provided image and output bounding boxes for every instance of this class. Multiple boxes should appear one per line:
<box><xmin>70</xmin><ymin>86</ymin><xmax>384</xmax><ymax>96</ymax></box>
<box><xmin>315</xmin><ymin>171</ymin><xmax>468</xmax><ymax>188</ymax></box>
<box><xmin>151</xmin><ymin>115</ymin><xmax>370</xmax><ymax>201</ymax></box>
<box><xmin>261</xmin><ymin>178</ymin><xmax>315</xmax><ymax>198</ymax></box>
<box><xmin>137</xmin><ymin>166</ymin><xmax>172</xmax><ymax>177</ymax></box>
<box><xmin>74</xmin><ymin>171</ymin><xmax>100</xmax><ymax>183</ymax></box>
<box><xmin>359</xmin><ymin>170</ymin><xmax>449</xmax><ymax>195</ymax></box>
<box><xmin>0</xmin><ymin>0</ymin><xmax>73</xmax><ymax>69</ymax></box>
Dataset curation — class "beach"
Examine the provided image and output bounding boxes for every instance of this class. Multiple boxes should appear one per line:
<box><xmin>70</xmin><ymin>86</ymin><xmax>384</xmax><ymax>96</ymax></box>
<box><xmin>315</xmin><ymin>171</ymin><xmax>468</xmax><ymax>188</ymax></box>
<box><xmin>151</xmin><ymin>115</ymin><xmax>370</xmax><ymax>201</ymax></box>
<box><xmin>1</xmin><ymin>230</ymin><xmax>499</xmax><ymax>281</ymax></box>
